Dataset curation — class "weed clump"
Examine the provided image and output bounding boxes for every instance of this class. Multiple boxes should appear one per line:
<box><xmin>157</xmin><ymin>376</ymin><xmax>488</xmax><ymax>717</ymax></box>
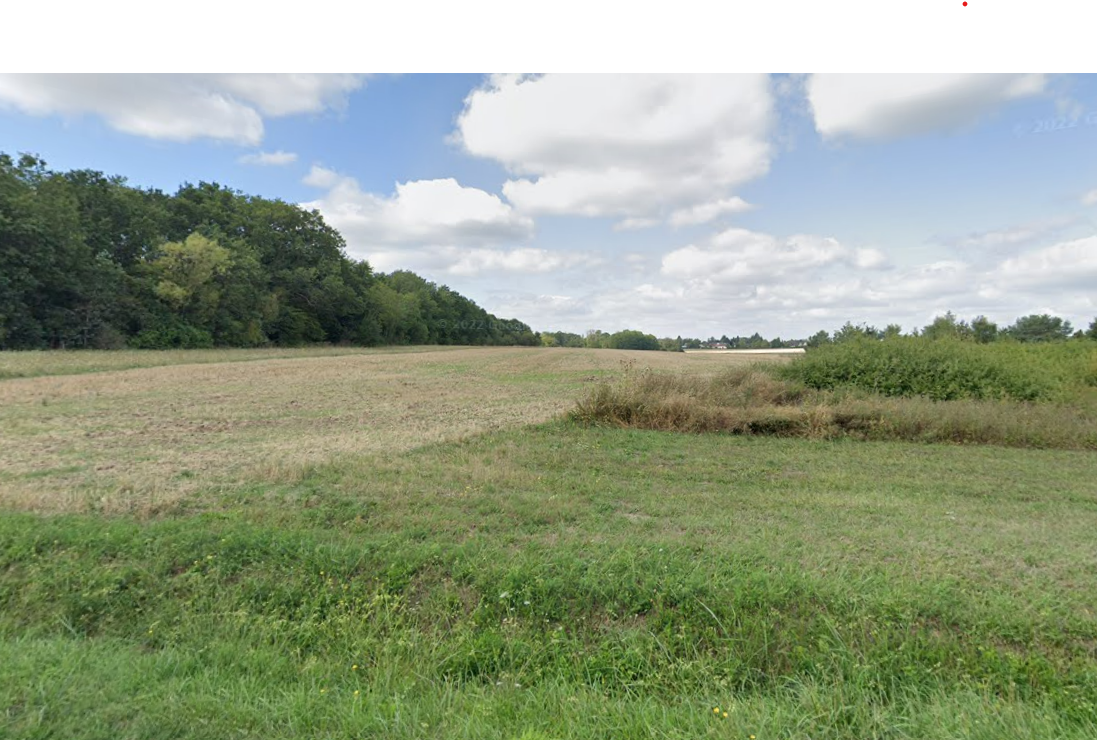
<box><xmin>570</xmin><ymin>354</ymin><xmax>1097</xmax><ymax>450</ymax></box>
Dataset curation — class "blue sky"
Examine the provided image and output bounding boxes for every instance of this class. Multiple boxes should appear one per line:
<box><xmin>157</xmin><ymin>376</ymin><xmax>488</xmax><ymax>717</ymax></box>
<box><xmin>1</xmin><ymin>73</ymin><xmax>1095</xmax><ymax>339</ymax></box>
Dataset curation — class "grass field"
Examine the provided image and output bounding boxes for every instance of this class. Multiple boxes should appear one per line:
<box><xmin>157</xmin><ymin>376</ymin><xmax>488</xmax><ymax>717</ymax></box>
<box><xmin>2</xmin><ymin>347</ymin><xmax>1096</xmax><ymax>739</ymax></box>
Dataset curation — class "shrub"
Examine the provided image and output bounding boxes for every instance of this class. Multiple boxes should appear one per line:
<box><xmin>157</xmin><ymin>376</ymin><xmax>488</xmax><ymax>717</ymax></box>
<box><xmin>129</xmin><ymin>323</ymin><xmax>214</xmax><ymax>349</ymax></box>
<box><xmin>569</xmin><ymin>358</ymin><xmax>1097</xmax><ymax>450</ymax></box>
<box><xmin>776</xmin><ymin>337</ymin><xmax>1087</xmax><ymax>402</ymax></box>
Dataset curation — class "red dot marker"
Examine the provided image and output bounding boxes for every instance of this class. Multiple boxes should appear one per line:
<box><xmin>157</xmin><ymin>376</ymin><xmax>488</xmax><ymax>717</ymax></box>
<box><xmin>963</xmin><ymin>1</ymin><xmax>967</xmax><ymax>4</ymax></box>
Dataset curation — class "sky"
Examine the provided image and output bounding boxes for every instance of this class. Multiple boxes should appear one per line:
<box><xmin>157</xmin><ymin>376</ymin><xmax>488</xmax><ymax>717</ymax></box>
<box><xmin>1</xmin><ymin>73</ymin><xmax>1096</xmax><ymax>340</ymax></box>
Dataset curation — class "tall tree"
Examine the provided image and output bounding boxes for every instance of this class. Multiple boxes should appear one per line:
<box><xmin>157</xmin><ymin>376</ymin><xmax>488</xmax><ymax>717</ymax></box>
<box><xmin>1004</xmin><ymin>314</ymin><xmax>1073</xmax><ymax>343</ymax></box>
<box><xmin>971</xmin><ymin>315</ymin><xmax>999</xmax><ymax>343</ymax></box>
<box><xmin>922</xmin><ymin>312</ymin><xmax>972</xmax><ymax>341</ymax></box>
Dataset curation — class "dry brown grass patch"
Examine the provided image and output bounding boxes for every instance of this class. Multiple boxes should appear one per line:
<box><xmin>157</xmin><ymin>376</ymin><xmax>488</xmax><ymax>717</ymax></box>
<box><xmin>0</xmin><ymin>347</ymin><xmax>785</xmax><ymax>514</ymax></box>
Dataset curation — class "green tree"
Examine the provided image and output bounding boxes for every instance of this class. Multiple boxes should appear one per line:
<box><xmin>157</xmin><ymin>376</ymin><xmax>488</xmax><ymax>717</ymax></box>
<box><xmin>0</xmin><ymin>150</ymin><xmax>542</xmax><ymax>351</ymax></box>
<box><xmin>1004</xmin><ymin>314</ymin><xmax>1073</xmax><ymax>343</ymax></box>
<box><xmin>971</xmin><ymin>315</ymin><xmax>999</xmax><ymax>343</ymax></box>
<box><xmin>584</xmin><ymin>330</ymin><xmax>611</xmax><ymax>349</ymax></box>
<box><xmin>0</xmin><ymin>153</ymin><xmax>126</xmax><ymax>349</ymax></box>
<box><xmin>834</xmin><ymin>322</ymin><xmax>882</xmax><ymax>343</ymax></box>
<box><xmin>609</xmin><ymin>329</ymin><xmax>661</xmax><ymax>350</ymax></box>
<box><xmin>150</xmin><ymin>233</ymin><xmax>232</xmax><ymax>319</ymax></box>
<box><xmin>922</xmin><ymin>312</ymin><xmax>972</xmax><ymax>341</ymax></box>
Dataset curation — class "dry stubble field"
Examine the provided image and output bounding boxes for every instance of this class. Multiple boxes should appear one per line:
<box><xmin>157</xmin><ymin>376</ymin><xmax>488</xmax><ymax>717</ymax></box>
<box><xmin>0</xmin><ymin>347</ymin><xmax>781</xmax><ymax>514</ymax></box>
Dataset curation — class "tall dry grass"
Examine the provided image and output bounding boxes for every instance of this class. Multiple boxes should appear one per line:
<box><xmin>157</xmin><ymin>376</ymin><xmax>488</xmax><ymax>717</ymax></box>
<box><xmin>571</xmin><ymin>363</ymin><xmax>1097</xmax><ymax>450</ymax></box>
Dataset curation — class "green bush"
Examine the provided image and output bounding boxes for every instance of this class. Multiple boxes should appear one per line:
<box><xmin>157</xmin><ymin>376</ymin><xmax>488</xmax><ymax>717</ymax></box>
<box><xmin>129</xmin><ymin>322</ymin><xmax>214</xmax><ymax>349</ymax></box>
<box><xmin>570</xmin><ymin>359</ymin><xmax>1097</xmax><ymax>450</ymax></box>
<box><xmin>778</xmin><ymin>337</ymin><xmax>1097</xmax><ymax>402</ymax></box>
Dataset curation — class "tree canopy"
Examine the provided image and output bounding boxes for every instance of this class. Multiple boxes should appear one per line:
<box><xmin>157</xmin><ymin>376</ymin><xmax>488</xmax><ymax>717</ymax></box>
<box><xmin>0</xmin><ymin>153</ymin><xmax>536</xmax><ymax>350</ymax></box>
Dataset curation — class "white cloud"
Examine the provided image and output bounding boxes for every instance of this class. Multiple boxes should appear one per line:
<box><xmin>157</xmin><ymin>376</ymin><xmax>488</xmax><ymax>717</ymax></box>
<box><xmin>865</xmin><ymin>260</ymin><xmax>976</xmax><ymax>303</ymax></box>
<box><xmin>990</xmin><ymin>235</ymin><xmax>1097</xmax><ymax>291</ymax></box>
<box><xmin>454</xmin><ymin>74</ymin><xmax>772</xmax><ymax>221</ymax></box>
<box><xmin>303</xmin><ymin>166</ymin><xmax>341</xmax><ymax>189</ymax></box>
<box><xmin>237</xmin><ymin>150</ymin><xmax>298</xmax><ymax>166</ymax></box>
<box><xmin>934</xmin><ymin>215</ymin><xmax>1083</xmax><ymax>259</ymax></box>
<box><xmin>0</xmin><ymin>74</ymin><xmax>364</xmax><ymax>145</ymax></box>
<box><xmin>476</xmin><ymin>220</ymin><xmax>1097</xmax><ymax>339</ymax></box>
<box><xmin>367</xmin><ymin>246</ymin><xmax>601</xmax><ymax>277</ymax></box>
<box><xmin>300</xmin><ymin>165</ymin><xmax>613</xmax><ymax>278</ymax></box>
<box><xmin>301</xmin><ymin>166</ymin><xmax>534</xmax><ymax>253</ymax></box>
<box><xmin>448</xmin><ymin>248</ymin><xmax>601</xmax><ymax>276</ymax></box>
<box><xmin>621</xmin><ymin>231</ymin><xmax>1095</xmax><ymax>337</ymax></box>
<box><xmin>483</xmin><ymin>292</ymin><xmax>594</xmax><ymax>328</ymax></box>
<box><xmin>1083</xmin><ymin>190</ymin><xmax>1097</xmax><ymax>206</ymax></box>
<box><xmin>613</xmin><ymin>217</ymin><xmax>660</xmax><ymax>231</ymax></box>
<box><xmin>661</xmin><ymin>228</ymin><xmax>889</xmax><ymax>284</ymax></box>
<box><xmin>958</xmin><ymin>225</ymin><xmax>1046</xmax><ymax>250</ymax></box>
<box><xmin>808</xmin><ymin>74</ymin><xmax>1047</xmax><ymax>140</ymax></box>
<box><xmin>1048</xmin><ymin>74</ymin><xmax>1087</xmax><ymax>123</ymax></box>
<box><xmin>854</xmin><ymin>248</ymin><xmax>888</xmax><ymax>269</ymax></box>
<box><xmin>669</xmin><ymin>197</ymin><xmax>755</xmax><ymax>227</ymax></box>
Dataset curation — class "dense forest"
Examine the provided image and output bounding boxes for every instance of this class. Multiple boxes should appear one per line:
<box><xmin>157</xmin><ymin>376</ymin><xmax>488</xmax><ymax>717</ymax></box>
<box><xmin>0</xmin><ymin>152</ymin><xmax>538</xmax><ymax>350</ymax></box>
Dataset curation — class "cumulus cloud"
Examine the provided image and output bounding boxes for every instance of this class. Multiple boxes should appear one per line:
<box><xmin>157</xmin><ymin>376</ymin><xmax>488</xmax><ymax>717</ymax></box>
<box><xmin>668</xmin><ymin>197</ymin><xmax>755</xmax><ymax>227</ymax></box>
<box><xmin>367</xmin><ymin>246</ymin><xmax>601</xmax><ymax>277</ymax></box>
<box><xmin>990</xmin><ymin>235</ymin><xmax>1097</xmax><ymax>291</ymax></box>
<box><xmin>300</xmin><ymin>166</ymin><xmax>604</xmax><ymax>277</ymax></box>
<box><xmin>0</xmin><ymin>74</ymin><xmax>364</xmax><ymax>145</ymax></box>
<box><xmin>300</xmin><ymin>166</ymin><xmax>534</xmax><ymax>251</ymax></box>
<box><xmin>479</xmin><ymin>292</ymin><xmax>596</xmax><ymax>330</ymax></box>
<box><xmin>1083</xmin><ymin>190</ymin><xmax>1097</xmax><ymax>206</ymax></box>
<box><xmin>237</xmin><ymin>150</ymin><xmax>298</xmax><ymax>166</ymax></box>
<box><xmin>454</xmin><ymin>74</ymin><xmax>772</xmax><ymax>221</ymax></box>
<box><xmin>511</xmin><ymin>224</ymin><xmax>1097</xmax><ymax>339</ymax></box>
<box><xmin>661</xmin><ymin>228</ymin><xmax>889</xmax><ymax>285</ymax></box>
<box><xmin>446</xmin><ymin>248</ymin><xmax>600</xmax><ymax>276</ymax></box>
<box><xmin>613</xmin><ymin>217</ymin><xmax>660</xmax><ymax>231</ymax></box>
<box><xmin>864</xmin><ymin>260</ymin><xmax>976</xmax><ymax>303</ymax></box>
<box><xmin>808</xmin><ymin>74</ymin><xmax>1047</xmax><ymax>140</ymax></box>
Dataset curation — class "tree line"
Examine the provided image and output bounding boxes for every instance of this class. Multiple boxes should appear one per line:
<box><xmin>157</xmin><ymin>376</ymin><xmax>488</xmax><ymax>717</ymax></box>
<box><xmin>525</xmin><ymin>310</ymin><xmax>1097</xmax><ymax>356</ymax></box>
<box><xmin>538</xmin><ymin>329</ymin><xmax>669</xmax><ymax>351</ymax></box>
<box><xmin>804</xmin><ymin>312</ymin><xmax>1096</xmax><ymax>347</ymax></box>
<box><xmin>0</xmin><ymin>153</ymin><xmax>538</xmax><ymax>350</ymax></box>
<box><xmin>4</xmin><ymin>152</ymin><xmax>1093</xmax><ymax>354</ymax></box>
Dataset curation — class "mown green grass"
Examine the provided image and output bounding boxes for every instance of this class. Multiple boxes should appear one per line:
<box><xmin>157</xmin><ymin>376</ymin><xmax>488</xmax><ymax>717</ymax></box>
<box><xmin>3</xmin><ymin>422</ymin><xmax>1097</xmax><ymax>739</ymax></box>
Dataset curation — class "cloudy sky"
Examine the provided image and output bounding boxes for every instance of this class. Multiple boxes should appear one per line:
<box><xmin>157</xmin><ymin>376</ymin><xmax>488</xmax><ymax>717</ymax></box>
<box><xmin>2</xmin><ymin>73</ymin><xmax>1095</xmax><ymax>338</ymax></box>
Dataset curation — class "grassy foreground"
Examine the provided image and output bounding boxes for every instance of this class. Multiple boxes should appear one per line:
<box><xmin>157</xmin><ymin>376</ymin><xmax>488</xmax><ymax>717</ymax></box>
<box><xmin>2</xmin><ymin>348</ymin><xmax>1097</xmax><ymax>739</ymax></box>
